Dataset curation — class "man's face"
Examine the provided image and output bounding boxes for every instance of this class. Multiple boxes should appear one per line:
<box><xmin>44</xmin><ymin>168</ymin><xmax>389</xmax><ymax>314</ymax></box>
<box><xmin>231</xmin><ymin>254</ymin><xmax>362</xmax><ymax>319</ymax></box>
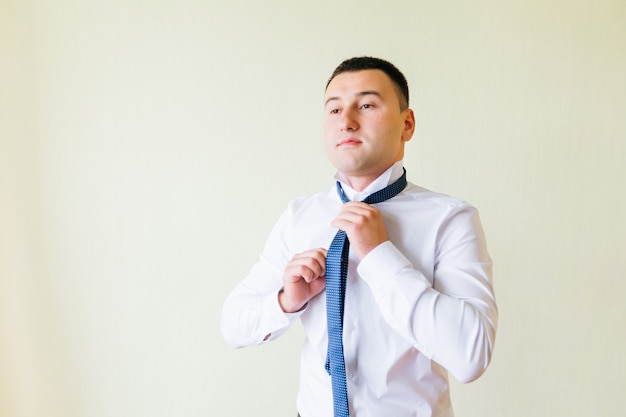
<box><xmin>323</xmin><ymin>69</ymin><xmax>415</xmax><ymax>185</ymax></box>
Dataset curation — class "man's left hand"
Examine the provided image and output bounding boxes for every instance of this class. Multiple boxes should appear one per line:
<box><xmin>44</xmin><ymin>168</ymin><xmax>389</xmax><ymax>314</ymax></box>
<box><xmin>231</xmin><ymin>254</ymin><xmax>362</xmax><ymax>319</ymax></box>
<box><xmin>331</xmin><ymin>202</ymin><xmax>389</xmax><ymax>260</ymax></box>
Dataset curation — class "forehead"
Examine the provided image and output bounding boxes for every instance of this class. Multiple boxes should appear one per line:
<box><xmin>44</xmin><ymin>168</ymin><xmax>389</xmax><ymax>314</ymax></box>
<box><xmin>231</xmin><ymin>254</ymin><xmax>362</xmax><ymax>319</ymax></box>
<box><xmin>324</xmin><ymin>69</ymin><xmax>396</xmax><ymax>100</ymax></box>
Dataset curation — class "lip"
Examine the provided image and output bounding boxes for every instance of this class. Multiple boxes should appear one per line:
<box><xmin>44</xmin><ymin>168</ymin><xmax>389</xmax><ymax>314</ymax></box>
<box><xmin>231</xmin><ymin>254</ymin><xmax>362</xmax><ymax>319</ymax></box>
<box><xmin>337</xmin><ymin>137</ymin><xmax>362</xmax><ymax>147</ymax></box>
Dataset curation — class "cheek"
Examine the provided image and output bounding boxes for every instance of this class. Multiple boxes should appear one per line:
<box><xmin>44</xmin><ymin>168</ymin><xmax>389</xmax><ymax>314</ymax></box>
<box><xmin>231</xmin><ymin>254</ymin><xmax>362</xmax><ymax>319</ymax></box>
<box><xmin>323</xmin><ymin>120</ymin><xmax>339</xmax><ymax>142</ymax></box>
<box><xmin>322</xmin><ymin>119</ymin><xmax>333</xmax><ymax>134</ymax></box>
<box><xmin>380</xmin><ymin>118</ymin><xmax>405</xmax><ymax>140</ymax></box>
<box><xmin>322</xmin><ymin>130</ymin><xmax>335</xmax><ymax>154</ymax></box>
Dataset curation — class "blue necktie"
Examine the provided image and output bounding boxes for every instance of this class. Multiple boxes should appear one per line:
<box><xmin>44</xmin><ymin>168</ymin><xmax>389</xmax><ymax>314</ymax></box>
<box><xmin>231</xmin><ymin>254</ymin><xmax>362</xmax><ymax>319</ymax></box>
<box><xmin>325</xmin><ymin>169</ymin><xmax>408</xmax><ymax>417</ymax></box>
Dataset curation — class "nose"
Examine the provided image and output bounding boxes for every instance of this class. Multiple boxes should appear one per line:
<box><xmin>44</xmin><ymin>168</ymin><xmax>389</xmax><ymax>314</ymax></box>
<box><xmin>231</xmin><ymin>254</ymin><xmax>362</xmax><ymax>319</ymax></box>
<box><xmin>340</xmin><ymin>107</ymin><xmax>359</xmax><ymax>132</ymax></box>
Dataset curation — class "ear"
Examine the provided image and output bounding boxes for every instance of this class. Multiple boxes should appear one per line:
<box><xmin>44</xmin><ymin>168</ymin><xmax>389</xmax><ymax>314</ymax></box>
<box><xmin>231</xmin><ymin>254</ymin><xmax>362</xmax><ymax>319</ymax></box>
<box><xmin>401</xmin><ymin>109</ymin><xmax>416</xmax><ymax>143</ymax></box>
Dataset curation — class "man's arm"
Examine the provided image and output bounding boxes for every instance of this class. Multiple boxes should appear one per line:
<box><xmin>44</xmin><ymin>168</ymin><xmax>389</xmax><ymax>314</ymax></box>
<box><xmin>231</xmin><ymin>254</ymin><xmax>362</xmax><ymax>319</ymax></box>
<box><xmin>335</xmin><ymin>202</ymin><xmax>498</xmax><ymax>383</ymax></box>
<box><xmin>220</xmin><ymin>208</ymin><xmax>295</xmax><ymax>348</ymax></box>
<box><xmin>220</xmin><ymin>206</ymin><xmax>328</xmax><ymax>348</ymax></box>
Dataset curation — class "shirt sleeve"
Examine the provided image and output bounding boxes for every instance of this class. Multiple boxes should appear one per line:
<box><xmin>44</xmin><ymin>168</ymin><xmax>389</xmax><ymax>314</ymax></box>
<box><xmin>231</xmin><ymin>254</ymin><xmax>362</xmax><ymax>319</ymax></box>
<box><xmin>220</xmin><ymin>208</ymin><xmax>304</xmax><ymax>348</ymax></box>
<box><xmin>357</xmin><ymin>205</ymin><xmax>498</xmax><ymax>383</ymax></box>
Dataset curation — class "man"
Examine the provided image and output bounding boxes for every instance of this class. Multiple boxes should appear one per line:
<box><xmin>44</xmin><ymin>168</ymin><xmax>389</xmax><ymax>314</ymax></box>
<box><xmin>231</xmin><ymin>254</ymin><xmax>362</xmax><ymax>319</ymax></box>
<box><xmin>221</xmin><ymin>57</ymin><xmax>498</xmax><ymax>417</ymax></box>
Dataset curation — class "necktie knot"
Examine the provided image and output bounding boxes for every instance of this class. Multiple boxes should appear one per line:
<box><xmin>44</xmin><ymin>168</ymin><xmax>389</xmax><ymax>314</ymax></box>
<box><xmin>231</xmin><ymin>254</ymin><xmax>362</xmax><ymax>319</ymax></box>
<box><xmin>335</xmin><ymin>168</ymin><xmax>407</xmax><ymax>205</ymax></box>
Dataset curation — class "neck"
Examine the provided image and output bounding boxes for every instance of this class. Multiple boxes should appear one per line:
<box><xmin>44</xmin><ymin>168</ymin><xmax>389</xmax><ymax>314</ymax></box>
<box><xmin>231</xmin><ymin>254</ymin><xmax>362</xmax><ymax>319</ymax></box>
<box><xmin>344</xmin><ymin>175</ymin><xmax>377</xmax><ymax>192</ymax></box>
<box><xmin>341</xmin><ymin>161</ymin><xmax>403</xmax><ymax>192</ymax></box>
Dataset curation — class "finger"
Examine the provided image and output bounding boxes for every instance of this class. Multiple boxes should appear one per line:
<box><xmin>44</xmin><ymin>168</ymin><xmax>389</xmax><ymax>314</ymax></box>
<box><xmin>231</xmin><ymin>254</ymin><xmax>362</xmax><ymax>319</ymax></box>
<box><xmin>340</xmin><ymin>202</ymin><xmax>379</xmax><ymax>215</ymax></box>
<box><xmin>284</xmin><ymin>265</ymin><xmax>316</xmax><ymax>285</ymax></box>
<box><xmin>294</xmin><ymin>248</ymin><xmax>328</xmax><ymax>271</ymax></box>
<box><xmin>286</xmin><ymin>251</ymin><xmax>327</xmax><ymax>281</ymax></box>
<box><xmin>308</xmin><ymin>275</ymin><xmax>327</xmax><ymax>295</ymax></box>
<box><xmin>332</xmin><ymin>210</ymin><xmax>377</xmax><ymax>230</ymax></box>
<box><xmin>291</xmin><ymin>248</ymin><xmax>328</xmax><ymax>262</ymax></box>
<box><xmin>336</xmin><ymin>204</ymin><xmax>380</xmax><ymax>222</ymax></box>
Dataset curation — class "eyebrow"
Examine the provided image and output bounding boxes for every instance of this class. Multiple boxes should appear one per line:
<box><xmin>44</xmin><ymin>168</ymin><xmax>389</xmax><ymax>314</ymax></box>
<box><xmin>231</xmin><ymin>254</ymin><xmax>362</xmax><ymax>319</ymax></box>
<box><xmin>324</xmin><ymin>90</ymin><xmax>382</xmax><ymax>106</ymax></box>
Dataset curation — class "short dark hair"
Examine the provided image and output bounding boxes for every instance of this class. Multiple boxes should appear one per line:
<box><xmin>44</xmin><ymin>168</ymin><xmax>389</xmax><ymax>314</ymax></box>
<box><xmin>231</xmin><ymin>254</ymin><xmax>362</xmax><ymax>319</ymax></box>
<box><xmin>326</xmin><ymin>56</ymin><xmax>409</xmax><ymax>111</ymax></box>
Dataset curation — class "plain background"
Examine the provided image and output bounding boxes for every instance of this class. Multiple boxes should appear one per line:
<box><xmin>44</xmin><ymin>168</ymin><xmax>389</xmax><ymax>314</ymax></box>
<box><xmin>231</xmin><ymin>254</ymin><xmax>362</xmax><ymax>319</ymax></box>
<box><xmin>1</xmin><ymin>1</ymin><xmax>625</xmax><ymax>416</ymax></box>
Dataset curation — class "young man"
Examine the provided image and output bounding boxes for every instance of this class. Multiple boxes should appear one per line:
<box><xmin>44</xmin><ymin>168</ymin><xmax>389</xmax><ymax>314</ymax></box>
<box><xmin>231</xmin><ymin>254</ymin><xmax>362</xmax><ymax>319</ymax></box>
<box><xmin>221</xmin><ymin>57</ymin><xmax>498</xmax><ymax>417</ymax></box>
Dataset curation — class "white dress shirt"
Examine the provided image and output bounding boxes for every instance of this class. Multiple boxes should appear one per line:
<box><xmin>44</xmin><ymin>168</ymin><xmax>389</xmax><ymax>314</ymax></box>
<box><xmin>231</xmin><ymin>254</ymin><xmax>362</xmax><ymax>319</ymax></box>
<box><xmin>221</xmin><ymin>161</ymin><xmax>498</xmax><ymax>417</ymax></box>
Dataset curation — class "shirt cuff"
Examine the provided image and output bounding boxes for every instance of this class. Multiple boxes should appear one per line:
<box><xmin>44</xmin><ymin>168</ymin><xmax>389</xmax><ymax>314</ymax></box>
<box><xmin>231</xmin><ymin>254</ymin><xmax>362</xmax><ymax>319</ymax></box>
<box><xmin>259</xmin><ymin>288</ymin><xmax>306</xmax><ymax>343</ymax></box>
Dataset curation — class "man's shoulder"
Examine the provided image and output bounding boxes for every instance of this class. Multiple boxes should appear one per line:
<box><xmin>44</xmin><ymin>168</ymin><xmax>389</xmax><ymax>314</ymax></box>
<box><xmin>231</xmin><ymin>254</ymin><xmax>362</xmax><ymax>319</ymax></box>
<box><xmin>284</xmin><ymin>186</ymin><xmax>338</xmax><ymax>214</ymax></box>
<box><xmin>402</xmin><ymin>182</ymin><xmax>471</xmax><ymax>209</ymax></box>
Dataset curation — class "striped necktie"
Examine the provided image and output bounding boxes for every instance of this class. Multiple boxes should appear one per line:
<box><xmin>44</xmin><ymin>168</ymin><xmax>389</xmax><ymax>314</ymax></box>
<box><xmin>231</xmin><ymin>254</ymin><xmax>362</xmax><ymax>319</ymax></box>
<box><xmin>325</xmin><ymin>168</ymin><xmax>407</xmax><ymax>417</ymax></box>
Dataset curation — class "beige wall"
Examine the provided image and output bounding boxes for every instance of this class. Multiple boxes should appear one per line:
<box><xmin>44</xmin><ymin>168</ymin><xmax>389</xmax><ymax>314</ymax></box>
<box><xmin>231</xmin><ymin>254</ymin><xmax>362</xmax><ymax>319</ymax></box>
<box><xmin>1</xmin><ymin>1</ymin><xmax>625</xmax><ymax>416</ymax></box>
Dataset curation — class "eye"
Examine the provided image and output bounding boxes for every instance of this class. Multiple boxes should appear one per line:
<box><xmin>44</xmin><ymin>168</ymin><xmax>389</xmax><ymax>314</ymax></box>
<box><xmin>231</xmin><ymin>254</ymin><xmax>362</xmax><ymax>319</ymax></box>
<box><xmin>329</xmin><ymin>108</ymin><xmax>340</xmax><ymax>114</ymax></box>
<box><xmin>361</xmin><ymin>103</ymin><xmax>373</xmax><ymax>109</ymax></box>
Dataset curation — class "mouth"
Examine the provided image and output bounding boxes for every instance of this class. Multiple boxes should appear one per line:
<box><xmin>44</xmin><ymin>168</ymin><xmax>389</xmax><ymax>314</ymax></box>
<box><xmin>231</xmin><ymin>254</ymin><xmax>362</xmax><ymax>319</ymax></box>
<box><xmin>337</xmin><ymin>137</ymin><xmax>362</xmax><ymax>147</ymax></box>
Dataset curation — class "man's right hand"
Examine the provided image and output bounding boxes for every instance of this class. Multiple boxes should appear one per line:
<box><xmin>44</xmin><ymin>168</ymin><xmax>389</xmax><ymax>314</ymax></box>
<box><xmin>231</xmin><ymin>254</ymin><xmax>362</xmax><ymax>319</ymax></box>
<box><xmin>279</xmin><ymin>248</ymin><xmax>328</xmax><ymax>313</ymax></box>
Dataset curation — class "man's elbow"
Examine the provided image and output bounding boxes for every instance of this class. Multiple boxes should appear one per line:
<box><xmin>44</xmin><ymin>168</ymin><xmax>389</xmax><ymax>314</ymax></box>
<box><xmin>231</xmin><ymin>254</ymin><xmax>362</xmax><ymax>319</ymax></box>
<box><xmin>453</xmin><ymin>362</ymin><xmax>488</xmax><ymax>384</ymax></box>
<box><xmin>220</xmin><ymin>318</ymin><xmax>241</xmax><ymax>349</ymax></box>
<box><xmin>451</xmin><ymin>334</ymin><xmax>496</xmax><ymax>383</ymax></box>
<box><xmin>220</xmin><ymin>305</ymin><xmax>249</xmax><ymax>349</ymax></box>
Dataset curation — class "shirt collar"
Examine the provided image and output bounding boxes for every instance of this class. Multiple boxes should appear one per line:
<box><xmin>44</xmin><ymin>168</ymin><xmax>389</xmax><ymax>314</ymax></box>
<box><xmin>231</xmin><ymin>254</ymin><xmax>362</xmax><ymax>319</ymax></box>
<box><xmin>334</xmin><ymin>161</ymin><xmax>405</xmax><ymax>202</ymax></box>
